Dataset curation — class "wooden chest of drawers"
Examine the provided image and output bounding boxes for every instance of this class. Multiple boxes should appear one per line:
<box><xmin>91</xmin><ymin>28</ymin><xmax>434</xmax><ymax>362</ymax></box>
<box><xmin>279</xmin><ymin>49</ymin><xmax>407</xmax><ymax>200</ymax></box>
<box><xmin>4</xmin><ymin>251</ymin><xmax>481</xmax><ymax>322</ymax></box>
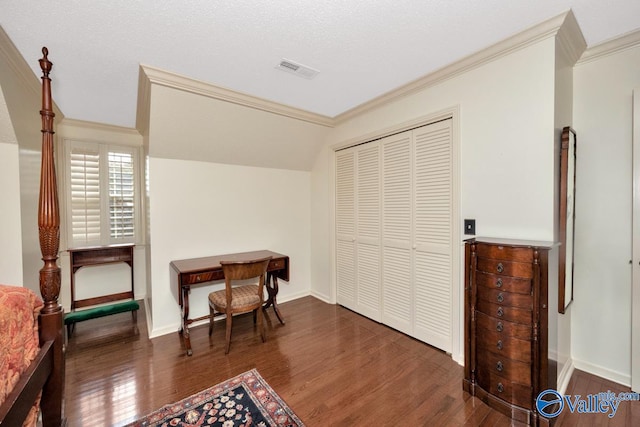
<box><xmin>463</xmin><ymin>238</ymin><xmax>554</xmax><ymax>426</ymax></box>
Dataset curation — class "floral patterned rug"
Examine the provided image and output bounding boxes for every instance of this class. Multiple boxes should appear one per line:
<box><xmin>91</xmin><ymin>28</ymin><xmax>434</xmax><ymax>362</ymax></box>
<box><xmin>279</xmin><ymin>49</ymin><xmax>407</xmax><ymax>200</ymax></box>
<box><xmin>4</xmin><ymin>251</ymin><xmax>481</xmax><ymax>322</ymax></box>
<box><xmin>125</xmin><ymin>369</ymin><xmax>305</xmax><ymax>427</ymax></box>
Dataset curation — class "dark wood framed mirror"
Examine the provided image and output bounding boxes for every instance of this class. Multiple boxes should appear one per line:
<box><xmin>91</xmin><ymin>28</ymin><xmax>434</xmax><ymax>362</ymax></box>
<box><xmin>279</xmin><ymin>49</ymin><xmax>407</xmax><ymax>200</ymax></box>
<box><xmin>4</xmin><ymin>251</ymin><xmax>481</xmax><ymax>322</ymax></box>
<box><xmin>559</xmin><ymin>126</ymin><xmax>576</xmax><ymax>314</ymax></box>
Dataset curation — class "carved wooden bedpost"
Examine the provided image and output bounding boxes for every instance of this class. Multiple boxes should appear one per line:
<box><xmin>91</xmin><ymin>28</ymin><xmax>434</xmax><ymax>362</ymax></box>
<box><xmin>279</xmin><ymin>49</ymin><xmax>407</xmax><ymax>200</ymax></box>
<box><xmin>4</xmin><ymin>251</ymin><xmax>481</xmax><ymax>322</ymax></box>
<box><xmin>38</xmin><ymin>47</ymin><xmax>65</xmax><ymax>427</ymax></box>
<box><xmin>38</xmin><ymin>47</ymin><xmax>61</xmax><ymax>313</ymax></box>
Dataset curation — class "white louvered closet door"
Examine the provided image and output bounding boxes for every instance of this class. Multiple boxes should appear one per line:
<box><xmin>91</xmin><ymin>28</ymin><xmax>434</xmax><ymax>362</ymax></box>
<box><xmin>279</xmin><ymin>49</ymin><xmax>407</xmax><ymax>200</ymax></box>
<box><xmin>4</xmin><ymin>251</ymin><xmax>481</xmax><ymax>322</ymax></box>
<box><xmin>335</xmin><ymin>118</ymin><xmax>454</xmax><ymax>353</ymax></box>
<box><xmin>336</xmin><ymin>149</ymin><xmax>357</xmax><ymax>311</ymax></box>
<box><xmin>413</xmin><ymin>119</ymin><xmax>453</xmax><ymax>352</ymax></box>
<box><xmin>381</xmin><ymin>131</ymin><xmax>413</xmax><ymax>335</ymax></box>
<box><xmin>355</xmin><ymin>142</ymin><xmax>381</xmax><ymax>321</ymax></box>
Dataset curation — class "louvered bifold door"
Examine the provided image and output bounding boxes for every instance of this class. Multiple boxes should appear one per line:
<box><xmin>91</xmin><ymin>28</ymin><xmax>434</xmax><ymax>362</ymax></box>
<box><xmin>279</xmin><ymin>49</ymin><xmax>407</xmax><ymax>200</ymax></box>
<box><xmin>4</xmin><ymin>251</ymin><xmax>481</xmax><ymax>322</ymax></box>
<box><xmin>381</xmin><ymin>131</ymin><xmax>413</xmax><ymax>335</ymax></box>
<box><xmin>412</xmin><ymin>119</ymin><xmax>453</xmax><ymax>352</ymax></box>
<box><xmin>336</xmin><ymin>149</ymin><xmax>357</xmax><ymax>311</ymax></box>
<box><xmin>355</xmin><ymin>142</ymin><xmax>381</xmax><ymax>321</ymax></box>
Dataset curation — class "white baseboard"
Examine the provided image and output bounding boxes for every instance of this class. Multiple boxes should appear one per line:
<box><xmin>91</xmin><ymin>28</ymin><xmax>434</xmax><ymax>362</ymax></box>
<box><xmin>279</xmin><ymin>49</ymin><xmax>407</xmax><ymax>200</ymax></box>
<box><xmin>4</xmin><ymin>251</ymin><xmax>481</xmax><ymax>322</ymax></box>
<box><xmin>573</xmin><ymin>357</ymin><xmax>631</xmax><ymax>387</ymax></box>
<box><xmin>149</xmin><ymin>323</ymin><xmax>182</xmax><ymax>339</ymax></box>
<box><xmin>147</xmin><ymin>292</ymin><xmax>312</xmax><ymax>339</ymax></box>
<box><xmin>143</xmin><ymin>297</ymin><xmax>154</xmax><ymax>338</ymax></box>
<box><xmin>557</xmin><ymin>357</ymin><xmax>575</xmax><ymax>395</ymax></box>
<box><xmin>310</xmin><ymin>289</ymin><xmax>332</xmax><ymax>304</ymax></box>
<box><xmin>453</xmin><ymin>352</ymin><xmax>464</xmax><ymax>366</ymax></box>
<box><xmin>277</xmin><ymin>290</ymin><xmax>311</xmax><ymax>304</ymax></box>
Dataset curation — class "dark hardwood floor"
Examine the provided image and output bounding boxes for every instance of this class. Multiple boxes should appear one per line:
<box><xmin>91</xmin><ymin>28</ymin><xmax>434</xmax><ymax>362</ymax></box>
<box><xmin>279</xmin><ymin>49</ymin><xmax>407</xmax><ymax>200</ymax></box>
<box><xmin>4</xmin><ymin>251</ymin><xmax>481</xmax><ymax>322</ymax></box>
<box><xmin>65</xmin><ymin>296</ymin><xmax>639</xmax><ymax>426</ymax></box>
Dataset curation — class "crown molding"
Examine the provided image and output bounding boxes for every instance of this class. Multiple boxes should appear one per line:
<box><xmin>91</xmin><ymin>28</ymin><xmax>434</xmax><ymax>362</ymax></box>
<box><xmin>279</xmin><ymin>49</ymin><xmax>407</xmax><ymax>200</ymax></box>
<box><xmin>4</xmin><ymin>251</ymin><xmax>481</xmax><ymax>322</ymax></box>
<box><xmin>0</xmin><ymin>25</ymin><xmax>63</xmax><ymax>119</ymax></box>
<box><xmin>576</xmin><ymin>27</ymin><xmax>640</xmax><ymax>65</ymax></box>
<box><xmin>136</xmin><ymin>65</ymin><xmax>152</xmax><ymax>137</ymax></box>
<box><xmin>556</xmin><ymin>9</ymin><xmax>586</xmax><ymax>67</ymax></box>
<box><xmin>334</xmin><ymin>11</ymin><xmax>569</xmax><ymax>124</ymax></box>
<box><xmin>58</xmin><ymin>117</ymin><xmax>142</xmax><ymax>147</ymax></box>
<box><xmin>332</xmin><ymin>106</ymin><xmax>458</xmax><ymax>152</ymax></box>
<box><xmin>138</xmin><ymin>64</ymin><xmax>334</xmax><ymax>128</ymax></box>
<box><xmin>0</xmin><ymin>26</ymin><xmax>39</xmax><ymax>97</ymax></box>
<box><xmin>59</xmin><ymin>117</ymin><xmax>140</xmax><ymax>136</ymax></box>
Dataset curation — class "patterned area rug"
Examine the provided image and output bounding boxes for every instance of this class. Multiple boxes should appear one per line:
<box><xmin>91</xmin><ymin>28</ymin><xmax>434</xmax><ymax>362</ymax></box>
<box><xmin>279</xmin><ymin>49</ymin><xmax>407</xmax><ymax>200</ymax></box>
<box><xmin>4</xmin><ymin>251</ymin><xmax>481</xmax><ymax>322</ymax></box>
<box><xmin>126</xmin><ymin>369</ymin><xmax>305</xmax><ymax>427</ymax></box>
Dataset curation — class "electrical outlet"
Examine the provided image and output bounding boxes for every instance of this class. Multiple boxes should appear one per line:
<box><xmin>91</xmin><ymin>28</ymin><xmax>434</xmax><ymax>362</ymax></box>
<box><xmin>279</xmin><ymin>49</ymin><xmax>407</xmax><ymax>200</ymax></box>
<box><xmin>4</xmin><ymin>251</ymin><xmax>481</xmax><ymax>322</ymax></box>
<box><xmin>464</xmin><ymin>219</ymin><xmax>476</xmax><ymax>235</ymax></box>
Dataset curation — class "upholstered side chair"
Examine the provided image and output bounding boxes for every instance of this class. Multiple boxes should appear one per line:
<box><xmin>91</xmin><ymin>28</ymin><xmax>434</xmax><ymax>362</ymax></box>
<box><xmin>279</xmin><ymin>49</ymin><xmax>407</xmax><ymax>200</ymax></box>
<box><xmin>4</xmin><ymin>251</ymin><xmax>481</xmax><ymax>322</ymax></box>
<box><xmin>208</xmin><ymin>256</ymin><xmax>272</xmax><ymax>354</ymax></box>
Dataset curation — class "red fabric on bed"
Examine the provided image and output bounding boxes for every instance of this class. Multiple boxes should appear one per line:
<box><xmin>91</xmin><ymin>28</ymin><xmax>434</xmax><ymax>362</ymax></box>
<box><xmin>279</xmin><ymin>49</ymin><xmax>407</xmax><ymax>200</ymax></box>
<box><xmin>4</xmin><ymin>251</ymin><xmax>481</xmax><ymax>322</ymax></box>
<box><xmin>0</xmin><ymin>284</ymin><xmax>44</xmax><ymax>426</ymax></box>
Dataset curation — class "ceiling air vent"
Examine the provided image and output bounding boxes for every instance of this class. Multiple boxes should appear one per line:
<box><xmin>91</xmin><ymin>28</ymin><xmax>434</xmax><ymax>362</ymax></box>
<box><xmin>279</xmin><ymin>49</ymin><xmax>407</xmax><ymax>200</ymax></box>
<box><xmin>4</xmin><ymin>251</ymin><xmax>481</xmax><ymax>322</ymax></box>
<box><xmin>276</xmin><ymin>59</ymin><xmax>319</xmax><ymax>79</ymax></box>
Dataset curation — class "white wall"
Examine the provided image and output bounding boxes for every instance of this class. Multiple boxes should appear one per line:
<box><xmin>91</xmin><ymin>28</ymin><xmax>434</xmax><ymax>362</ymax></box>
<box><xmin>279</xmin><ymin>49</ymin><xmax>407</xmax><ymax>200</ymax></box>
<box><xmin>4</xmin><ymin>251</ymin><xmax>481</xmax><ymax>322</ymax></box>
<box><xmin>553</xmin><ymin>37</ymin><xmax>576</xmax><ymax>391</ymax></box>
<box><xmin>16</xmin><ymin>147</ymin><xmax>41</xmax><ymax>293</ymax></box>
<box><xmin>310</xmin><ymin>148</ymin><xmax>333</xmax><ymax>303</ymax></box>
<box><xmin>311</xmin><ymin>37</ymin><xmax>558</xmax><ymax>363</ymax></box>
<box><xmin>0</xmin><ymin>36</ymin><xmax>51</xmax><ymax>295</ymax></box>
<box><xmin>0</xmin><ymin>142</ymin><xmax>24</xmax><ymax>286</ymax></box>
<box><xmin>143</xmin><ymin>83</ymin><xmax>330</xmax><ymax>171</ymax></box>
<box><xmin>147</xmin><ymin>157</ymin><xmax>312</xmax><ymax>337</ymax></box>
<box><xmin>0</xmin><ymin>88</ymin><xmax>23</xmax><ymax>286</ymax></box>
<box><xmin>572</xmin><ymin>45</ymin><xmax>640</xmax><ymax>385</ymax></box>
<box><xmin>143</xmin><ymin>82</ymin><xmax>324</xmax><ymax>337</ymax></box>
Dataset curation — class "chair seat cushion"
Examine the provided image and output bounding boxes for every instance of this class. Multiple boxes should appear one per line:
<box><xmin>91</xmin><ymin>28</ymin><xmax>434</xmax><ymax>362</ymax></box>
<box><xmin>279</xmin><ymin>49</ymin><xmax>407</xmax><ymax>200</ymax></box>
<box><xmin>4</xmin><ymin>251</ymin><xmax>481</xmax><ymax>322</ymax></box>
<box><xmin>209</xmin><ymin>285</ymin><xmax>260</xmax><ymax>309</ymax></box>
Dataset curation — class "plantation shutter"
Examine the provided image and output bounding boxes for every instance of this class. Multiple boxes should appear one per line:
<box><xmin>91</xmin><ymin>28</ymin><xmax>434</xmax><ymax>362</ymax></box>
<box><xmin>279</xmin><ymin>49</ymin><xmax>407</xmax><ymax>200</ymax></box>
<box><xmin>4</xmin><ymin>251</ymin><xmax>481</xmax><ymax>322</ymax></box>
<box><xmin>67</xmin><ymin>141</ymin><xmax>138</xmax><ymax>248</ymax></box>
<box><xmin>108</xmin><ymin>151</ymin><xmax>135</xmax><ymax>239</ymax></box>
<box><xmin>70</xmin><ymin>144</ymin><xmax>101</xmax><ymax>246</ymax></box>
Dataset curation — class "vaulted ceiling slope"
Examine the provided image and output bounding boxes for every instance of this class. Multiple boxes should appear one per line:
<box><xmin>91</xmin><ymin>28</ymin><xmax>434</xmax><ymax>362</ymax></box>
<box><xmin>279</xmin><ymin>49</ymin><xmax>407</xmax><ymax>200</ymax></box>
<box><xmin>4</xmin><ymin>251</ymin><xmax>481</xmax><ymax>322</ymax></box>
<box><xmin>2</xmin><ymin>1</ymin><xmax>640</xmax><ymax>129</ymax></box>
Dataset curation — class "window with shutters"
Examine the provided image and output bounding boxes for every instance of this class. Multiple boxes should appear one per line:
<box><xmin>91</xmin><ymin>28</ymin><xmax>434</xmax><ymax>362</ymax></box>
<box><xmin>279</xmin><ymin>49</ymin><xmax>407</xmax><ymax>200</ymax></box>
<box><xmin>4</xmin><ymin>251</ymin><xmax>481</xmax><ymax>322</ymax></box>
<box><xmin>66</xmin><ymin>140</ymin><xmax>139</xmax><ymax>247</ymax></box>
<box><xmin>108</xmin><ymin>151</ymin><xmax>135</xmax><ymax>239</ymax></box>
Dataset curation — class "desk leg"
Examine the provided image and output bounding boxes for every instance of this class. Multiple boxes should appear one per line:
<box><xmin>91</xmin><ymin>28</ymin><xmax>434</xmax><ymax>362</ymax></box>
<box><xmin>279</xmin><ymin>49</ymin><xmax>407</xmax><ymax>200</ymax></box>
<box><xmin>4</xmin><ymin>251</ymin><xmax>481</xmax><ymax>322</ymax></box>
<box><xmin>180</xmin><ymin>285</ymin><xmax>193</xmax><ymax>356</ymax></box>
<box><xmin>263</xmin><ymin>272</ymin><xmax>285</xmax><ymax>324</ymax></box>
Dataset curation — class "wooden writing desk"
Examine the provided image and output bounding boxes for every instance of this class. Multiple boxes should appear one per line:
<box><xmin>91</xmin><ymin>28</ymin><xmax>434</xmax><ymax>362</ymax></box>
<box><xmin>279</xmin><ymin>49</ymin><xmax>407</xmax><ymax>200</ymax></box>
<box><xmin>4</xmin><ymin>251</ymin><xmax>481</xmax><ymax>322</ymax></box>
<box><xmin>170</xmin><ymin>250</ymin><xmax>289</xmax><ymax>356</ymax></box>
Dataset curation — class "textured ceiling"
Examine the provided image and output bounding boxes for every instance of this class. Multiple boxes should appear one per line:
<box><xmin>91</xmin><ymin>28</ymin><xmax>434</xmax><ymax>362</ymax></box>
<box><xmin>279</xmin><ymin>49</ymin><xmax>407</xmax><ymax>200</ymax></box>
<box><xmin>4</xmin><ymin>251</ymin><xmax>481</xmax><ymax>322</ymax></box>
<box><xmin>2</xmin><ymin>0</ymin><xmax>640</xmax><ymax>129</ymax></box>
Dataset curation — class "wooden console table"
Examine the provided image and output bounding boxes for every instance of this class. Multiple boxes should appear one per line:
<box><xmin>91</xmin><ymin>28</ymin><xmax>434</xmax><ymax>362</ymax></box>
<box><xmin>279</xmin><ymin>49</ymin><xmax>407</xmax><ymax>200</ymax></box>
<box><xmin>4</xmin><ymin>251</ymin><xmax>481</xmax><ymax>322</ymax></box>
<box><xmin>68</xmin><ymin>244</ymin><xmax>135</xmax><ymax>310</ymax></box>
<box><xmin>67</xmin><ymin>244</ymin><xmax>137</xmax><ymax>336</ymax></box>
<box><xmin>170</xmin><ymin>250</ymin><xmax>290</xmax><ymax>356</ymax></box>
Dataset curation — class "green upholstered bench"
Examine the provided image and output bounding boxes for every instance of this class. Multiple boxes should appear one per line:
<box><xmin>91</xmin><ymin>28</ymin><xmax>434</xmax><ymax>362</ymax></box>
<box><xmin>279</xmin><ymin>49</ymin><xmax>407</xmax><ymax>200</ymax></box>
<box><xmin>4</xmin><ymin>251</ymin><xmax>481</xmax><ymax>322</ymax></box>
<box><xmin>64</xmin><ymin>300</ymin><xmax>139</xmax><ymax>337</ymax></box>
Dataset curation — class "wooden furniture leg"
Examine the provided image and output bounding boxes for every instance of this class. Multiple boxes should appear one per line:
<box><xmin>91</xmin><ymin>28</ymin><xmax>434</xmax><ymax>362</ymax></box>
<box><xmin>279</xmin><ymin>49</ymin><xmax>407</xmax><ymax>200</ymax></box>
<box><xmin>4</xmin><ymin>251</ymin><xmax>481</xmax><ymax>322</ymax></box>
<box><xmin>225</xmin><ymin>308</ymin><xmax>233</xmax><ymax>354</ymax></box>
<box><xmin>263</xmin><ymin>272</ymin><xmax>285</xmax><ymax>324</ymax></box>
<box><xmin>179</xmin><ymin>285</ymin><xmax>193</xmax><ymax>356</ymax></box>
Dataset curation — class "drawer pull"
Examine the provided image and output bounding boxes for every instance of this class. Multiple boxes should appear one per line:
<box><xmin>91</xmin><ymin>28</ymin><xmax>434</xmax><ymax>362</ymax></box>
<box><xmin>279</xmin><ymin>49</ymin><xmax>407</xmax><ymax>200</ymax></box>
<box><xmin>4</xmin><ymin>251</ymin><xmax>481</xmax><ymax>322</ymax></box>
<box><xmin>496</xmin><ymin>322</ymin><xmax>503</xmax><ymax>332</ymax></box>
<box><xmin>497</xmin><ymin>383</ymin><xmax>504</xmax><ymax>393</ymax></box>
<box><xmin>497</xmin><ymin>340</ymin><xmax>503</xmax><ymax>350</ymax></box>
<box><xmin>497</xmin><ymin>307</ymin><xmax>504</xmax><ymax>317</ymax></box>
<box><xmin>496</xmin><ymin>278</ymin><xmax>503</xmax><ymax>288</ymax></box>
<box><xmin>196</xmin><ymin>275</ymin><xmax>201</xmax><ymax>281</ymax></box>
<box><xmin>497</xmin><ymin>293</ymin><xmax>504</xmax><ymax>303</ymax></box>
<box><xmin>496</xmin><ymin>263</ymin><xmax>504</xmax><ymax>273</ymax></box>
<box><xmin>496</xmin><ymin>361</ymin><xmax>504</xmax><ymax>372</ymax></box>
